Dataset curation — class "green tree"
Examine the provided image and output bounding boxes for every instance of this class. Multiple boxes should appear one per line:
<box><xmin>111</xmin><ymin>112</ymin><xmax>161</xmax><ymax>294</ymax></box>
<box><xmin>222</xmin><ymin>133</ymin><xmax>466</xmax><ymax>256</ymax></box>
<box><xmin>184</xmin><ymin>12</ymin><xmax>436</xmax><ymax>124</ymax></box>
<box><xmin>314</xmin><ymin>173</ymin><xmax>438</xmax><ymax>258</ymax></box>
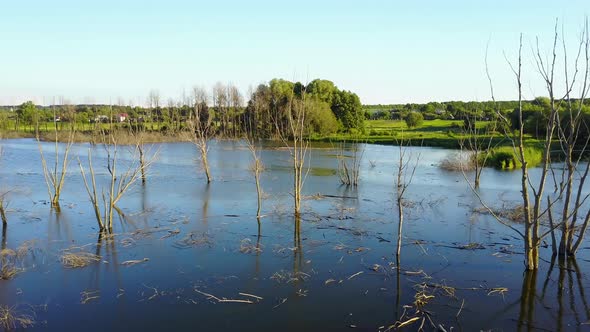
<box><xmin>305</xmin><ymin>99</ymin><xmax>338</xmax><ymax>136</ymax></box>
<box><xmin>16</xmin><ymin>101</ymin><xmax>38</xmax><ymax>132</ymax></box>
<box><xmin>332</xmin><ymin>90</ymin><xmax>364</xmax><ymax>132</ymax></box>
<box><xmin>307</xmin><ymin>79</ymin><xmax>336</xmax><ymax>104</ymax></box>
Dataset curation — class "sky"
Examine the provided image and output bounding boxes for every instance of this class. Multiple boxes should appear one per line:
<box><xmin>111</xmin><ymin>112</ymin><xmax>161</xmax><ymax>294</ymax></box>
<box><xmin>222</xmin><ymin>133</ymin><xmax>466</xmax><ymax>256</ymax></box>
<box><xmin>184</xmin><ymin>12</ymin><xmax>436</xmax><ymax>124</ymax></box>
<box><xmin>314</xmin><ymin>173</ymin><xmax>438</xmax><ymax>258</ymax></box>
<box><xmin>1</xmin><ymin>0</ymin><xmax>589</xmax><ymax>106</ymax></box>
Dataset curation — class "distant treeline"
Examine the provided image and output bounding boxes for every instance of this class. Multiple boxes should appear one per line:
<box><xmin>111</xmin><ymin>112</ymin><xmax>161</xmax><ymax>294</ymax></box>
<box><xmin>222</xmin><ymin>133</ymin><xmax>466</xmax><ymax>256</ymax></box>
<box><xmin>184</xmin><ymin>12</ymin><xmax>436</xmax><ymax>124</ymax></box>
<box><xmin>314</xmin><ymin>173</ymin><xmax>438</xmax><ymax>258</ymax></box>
<box><xmin>365</xmin><ymin>97</ymin><xmax>590</xmax><ymax>139</ymax></box>
<box><xmin>2</xmin><ymin>90</ymin><xmax>589</xmax><ymax>142</ymax></box>
<box><xmin>0</xmin><ymin>78</ymin><xmax>364</xmax><ymax>138</ymax></box>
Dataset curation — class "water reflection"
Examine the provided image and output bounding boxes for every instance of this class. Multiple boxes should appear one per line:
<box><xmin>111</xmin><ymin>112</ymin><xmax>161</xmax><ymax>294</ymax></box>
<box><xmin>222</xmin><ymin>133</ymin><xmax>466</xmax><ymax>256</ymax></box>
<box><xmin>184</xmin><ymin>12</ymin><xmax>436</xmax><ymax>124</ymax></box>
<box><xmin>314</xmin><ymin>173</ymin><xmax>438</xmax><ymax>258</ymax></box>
<box><xmin>517</xmin><ymin>256</ymin><xmax>590</xmax><ymax>332</ymax></box>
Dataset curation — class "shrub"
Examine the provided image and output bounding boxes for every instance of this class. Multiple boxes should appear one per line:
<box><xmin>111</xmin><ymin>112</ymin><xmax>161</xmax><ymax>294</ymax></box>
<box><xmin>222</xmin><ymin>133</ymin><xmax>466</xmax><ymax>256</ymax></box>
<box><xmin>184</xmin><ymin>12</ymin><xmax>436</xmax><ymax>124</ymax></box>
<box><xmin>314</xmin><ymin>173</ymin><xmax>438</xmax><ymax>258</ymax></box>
<box><xmin>440</xmin><ymin>153</ymin><xmax>475</xmax><ymax>171</ymax></box>
<box><xmin>482</xmin><ymin>146</ymin><xmax>542</xmax><ymax>169</ymax></box>
<box><xmin>404</xmin><ymin>112</ymin><xmax>424</xmax><ymax>128</ymax></box>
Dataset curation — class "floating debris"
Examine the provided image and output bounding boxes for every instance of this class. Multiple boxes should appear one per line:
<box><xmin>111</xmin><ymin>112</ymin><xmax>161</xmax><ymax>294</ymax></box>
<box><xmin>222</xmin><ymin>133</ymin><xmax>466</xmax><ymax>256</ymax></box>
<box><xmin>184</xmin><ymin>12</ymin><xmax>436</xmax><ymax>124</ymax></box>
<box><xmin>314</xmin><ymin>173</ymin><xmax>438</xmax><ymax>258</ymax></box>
<box><xmin>121</xmin><ymin>258</ymin><xmax>149</xmax><ymax>266</ymax></box>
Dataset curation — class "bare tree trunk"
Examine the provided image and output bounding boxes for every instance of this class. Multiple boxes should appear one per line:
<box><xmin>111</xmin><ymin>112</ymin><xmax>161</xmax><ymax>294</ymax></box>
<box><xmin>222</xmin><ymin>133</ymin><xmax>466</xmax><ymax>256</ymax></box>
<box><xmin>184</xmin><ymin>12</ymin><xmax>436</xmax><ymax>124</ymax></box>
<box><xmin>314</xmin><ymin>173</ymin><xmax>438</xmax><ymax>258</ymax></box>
<box><xmin>201</xmin><ymin>144</ymin><xmax>212</xmax><ymax>184</ymax></box>
<box><xmin>139</xmin><ymin>144</ymin><xmax>146</xmax><ymax>184</ymax></box>
<box><xmin>396</xmin><ymin>195</ymin><xmax>403</xmax><ymax>266</ymax></box>
<box><xmin>0</xmin><ymin>202</ymin><xmax>6</xmax><ymax>225</ymax></box>
<box><xmin>394</xmin><ymin>136</ymin><xmax>420</xmax><ymax>267</ymax></box>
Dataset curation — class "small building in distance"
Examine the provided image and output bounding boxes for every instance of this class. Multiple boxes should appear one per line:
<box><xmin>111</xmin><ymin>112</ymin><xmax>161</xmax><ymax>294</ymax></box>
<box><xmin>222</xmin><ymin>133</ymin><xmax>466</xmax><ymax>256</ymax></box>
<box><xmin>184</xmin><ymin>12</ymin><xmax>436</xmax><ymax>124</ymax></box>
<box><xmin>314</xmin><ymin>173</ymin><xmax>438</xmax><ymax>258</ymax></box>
<box><xmin>117</xmin><ymin>113</ymin><xmax>129</xmax><ymax>122</ymax></box>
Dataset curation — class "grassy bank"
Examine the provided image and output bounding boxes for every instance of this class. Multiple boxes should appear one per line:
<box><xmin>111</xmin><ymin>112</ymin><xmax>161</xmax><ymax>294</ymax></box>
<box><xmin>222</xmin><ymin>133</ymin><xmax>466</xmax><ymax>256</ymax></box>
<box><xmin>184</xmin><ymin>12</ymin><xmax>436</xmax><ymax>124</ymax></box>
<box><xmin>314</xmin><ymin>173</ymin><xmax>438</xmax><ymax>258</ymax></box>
<box><xmin>1</xmin><ymin>119</ymin><xmax>541</xmax><ymax>150</ymax></box>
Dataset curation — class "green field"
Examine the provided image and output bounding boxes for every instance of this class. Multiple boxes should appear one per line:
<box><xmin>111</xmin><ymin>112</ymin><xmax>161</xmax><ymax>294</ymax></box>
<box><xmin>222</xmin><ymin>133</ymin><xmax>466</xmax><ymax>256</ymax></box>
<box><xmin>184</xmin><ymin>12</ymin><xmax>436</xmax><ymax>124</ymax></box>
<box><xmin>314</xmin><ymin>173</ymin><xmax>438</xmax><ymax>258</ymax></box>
<box><xmin>309</xmin><ymin>119</ymin><xmax>519</xmax><ymax>148</ymax></box>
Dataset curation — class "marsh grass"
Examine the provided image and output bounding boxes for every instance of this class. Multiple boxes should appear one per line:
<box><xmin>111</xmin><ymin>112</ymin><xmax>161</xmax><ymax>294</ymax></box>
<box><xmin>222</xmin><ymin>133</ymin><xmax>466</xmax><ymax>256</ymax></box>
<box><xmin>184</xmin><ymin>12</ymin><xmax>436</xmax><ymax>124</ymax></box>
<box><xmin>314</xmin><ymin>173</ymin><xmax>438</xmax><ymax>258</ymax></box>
<box><xmin>173</xmin><ymin>232</ymin><xmax>213</xmax><ymax>249</ymax></box>
<box><xmin>0</xmin><ymin>305</ymin><xmax>35</xmax><ymax>330</ymax></box>
<box><xmin>473</xmin><ymin>204</ymin><xmax>526</xmax><ymax>223</ymax></box>
<box><xmin>60</xmin><ymin>252</ymin><xmax>101</xmax><ymax>268</ymax></box>
<box><xmin>239</xmin><ymin>238</ymin><xmax>262</xmax><ymax>254</ymax></box>
<box><xmin>0</xmin><ymin>249</ymin><xmax>23</xmax><ymax>280</ymax></box>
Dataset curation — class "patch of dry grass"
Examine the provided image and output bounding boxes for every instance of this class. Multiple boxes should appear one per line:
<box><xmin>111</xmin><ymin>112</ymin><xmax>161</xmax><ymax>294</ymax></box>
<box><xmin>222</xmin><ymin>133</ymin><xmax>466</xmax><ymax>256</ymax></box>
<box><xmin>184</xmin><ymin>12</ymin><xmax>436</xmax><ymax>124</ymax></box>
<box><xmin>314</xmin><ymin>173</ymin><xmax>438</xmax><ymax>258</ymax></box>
<box><xmin>0</xmin><ymin>305</ymin><xmax>35</xmax><ymax>330</ymax></box>
<box><xmin>173</xmin><ymin>232</ymin><xmax>213</xmax><ymax>249</ymax></box>
<box><xmin>60</xmin><ymin>252</ymin><xmax>101</xmax><ymax>268</ymax></box>
<box><xmin>239</xmin><ymin>238</ymin><xmax>262</xmax><ymax>254</ymax></box>
<box><xmin>439</xmin><ymin>153</ymin><xmax>475</xmax><ymax>172</ymax></box>
<box><xmin>473</xmin><ymin>204</ymin><xmax>526</xmax><ymax>223</ymax></box>
<box><xmin>0</xmin><ymin>249</ymin><xmax>22</xmax><ymax>280</ymax></box>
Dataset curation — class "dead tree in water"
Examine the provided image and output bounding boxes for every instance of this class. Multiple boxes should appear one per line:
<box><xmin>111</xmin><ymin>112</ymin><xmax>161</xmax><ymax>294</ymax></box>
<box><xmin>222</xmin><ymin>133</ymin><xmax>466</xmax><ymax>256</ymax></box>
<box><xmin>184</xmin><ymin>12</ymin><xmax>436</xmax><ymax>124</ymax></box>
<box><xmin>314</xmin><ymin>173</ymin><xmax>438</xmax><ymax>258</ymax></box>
<box><xmin>0</xmin><ymin>145</ymin><xmax>8</xmax><ymax>225</ymax></box>
<box><xmin>37</xmin><ymin>100</ymin><xmax>75</xmax><ymax>212</ymax></box>
<box><xmin>79</xmin><ymin>130</ymin><xmax>152</xmax><ymax>232</ymax></box>
<box><xmin>337</xmin><ymin>141</ymin><xmax>364</xmax><ymax>187</ymax></box>
<box><xmin>244</xmin><ymin>136</ymin><xmax>265</xmax><ymax>223</ymax></box>
<box><xmin>276</xmin><ymin>89</ymin><xmax>309</xmax><ymax>216</ymax></box>
<box><xmin>458</xmin><ymin>107</ymin><xmax>497</xmax><ymax>188</ymax></box>
<box><xmin>470</xmin><ymin>20</ymin><xmax>590</xmax><ymax>270</ymax></box>
<box><xmin>188</xmin><ymin>87</ymin><xmax>214</xmax><ymax>183</ymax></box>
<box><xmin>394</xmin><ymin>135</ymin><xmax>420</xmax><ymax>266</ymax></box>
<box><xmin>127</xmin><ymin>100</ymin><xmax>148</xmax><ymax>185</ymax></box>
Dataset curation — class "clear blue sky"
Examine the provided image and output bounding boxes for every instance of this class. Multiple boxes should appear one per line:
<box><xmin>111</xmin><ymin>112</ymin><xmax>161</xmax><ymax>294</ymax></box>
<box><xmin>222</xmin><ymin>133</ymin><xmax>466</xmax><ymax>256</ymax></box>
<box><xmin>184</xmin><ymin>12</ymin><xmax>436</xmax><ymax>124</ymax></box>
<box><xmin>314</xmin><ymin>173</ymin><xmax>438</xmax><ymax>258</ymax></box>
<box><xmin>1</xmin><ymin>0</ymin><xmax>588</xmax><ymax>106</ymax></box>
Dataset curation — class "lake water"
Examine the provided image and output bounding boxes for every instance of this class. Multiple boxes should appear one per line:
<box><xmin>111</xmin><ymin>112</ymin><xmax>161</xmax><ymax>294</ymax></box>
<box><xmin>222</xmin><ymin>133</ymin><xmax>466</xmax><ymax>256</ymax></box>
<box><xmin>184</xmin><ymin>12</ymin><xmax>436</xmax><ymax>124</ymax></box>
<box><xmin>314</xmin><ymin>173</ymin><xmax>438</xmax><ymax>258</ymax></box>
<box><xmin>0</xmin><ymin>138</ymin><xmax>588</xmax><ymax>331</ymax></box>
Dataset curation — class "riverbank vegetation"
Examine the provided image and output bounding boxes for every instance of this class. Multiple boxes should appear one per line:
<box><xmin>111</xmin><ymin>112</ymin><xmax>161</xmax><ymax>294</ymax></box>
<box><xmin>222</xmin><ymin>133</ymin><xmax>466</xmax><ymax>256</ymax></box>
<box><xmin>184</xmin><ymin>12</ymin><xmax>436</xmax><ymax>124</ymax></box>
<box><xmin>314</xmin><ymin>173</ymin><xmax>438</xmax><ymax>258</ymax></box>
<box><xmin>3</xmin><ymin>81</ymin><xmax>588</xmax><ymax>159</ymax></box>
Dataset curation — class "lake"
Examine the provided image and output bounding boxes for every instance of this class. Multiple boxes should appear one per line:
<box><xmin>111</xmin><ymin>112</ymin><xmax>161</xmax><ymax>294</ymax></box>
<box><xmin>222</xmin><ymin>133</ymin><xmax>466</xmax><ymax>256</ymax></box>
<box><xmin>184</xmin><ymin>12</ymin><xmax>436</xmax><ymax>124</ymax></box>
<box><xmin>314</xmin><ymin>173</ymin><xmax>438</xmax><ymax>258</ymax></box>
<box><xmin>0</xmin><ymin>138</ymin><xmax>588</xmax><ymax>331</ymax></box>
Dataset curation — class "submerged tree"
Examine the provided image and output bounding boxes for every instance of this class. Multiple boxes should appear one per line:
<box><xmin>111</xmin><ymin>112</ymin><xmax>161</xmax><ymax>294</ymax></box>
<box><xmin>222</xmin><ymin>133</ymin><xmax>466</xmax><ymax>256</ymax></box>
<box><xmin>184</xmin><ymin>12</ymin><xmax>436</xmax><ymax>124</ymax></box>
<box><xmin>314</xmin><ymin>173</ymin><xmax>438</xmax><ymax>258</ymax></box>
<box><xmin>188</xmin><ymin>87</ymin><xmax>214</xmax><ymax>183</ymax></box>
<box><xmin>276</xmin><ymin>89</ymin><xmax>310</xmax><ymax>216</ymax></box>
<box><xmin>0</xmin><ymin>144</ymin><xmax>8</xmax><ymax>225</ymax></box>
<box><xmin>473</xmin><ymin>19</ymin><xmax>590</xmax><ymax>270</ymax></box>
<box><xmin>394</xmin><ymin>135</ymin><xmax>420</xmax><ymax>266</ymax></box>
<box><xmin>78</xmin><ymin>130</ymin><xmax>152</xmax><ymax>232</ymax></box>
<box><xmin>37</xmin><ymin>100</ymin><xmax>75</xmax><ymax>212</ymax></box>
<box><xmin>337</xmin><ymin>141</ymin><xmax>364</xmax><ymax>187</ymax></box>
<box><xmin>458</xmin><ymin>105</ymin><xmax>497</xmax><ymax>188</ymax></box>
<box><xmin>244</xmin><ymin>135</ymin><xmax>265</xmax><ymax>224</ymax></box>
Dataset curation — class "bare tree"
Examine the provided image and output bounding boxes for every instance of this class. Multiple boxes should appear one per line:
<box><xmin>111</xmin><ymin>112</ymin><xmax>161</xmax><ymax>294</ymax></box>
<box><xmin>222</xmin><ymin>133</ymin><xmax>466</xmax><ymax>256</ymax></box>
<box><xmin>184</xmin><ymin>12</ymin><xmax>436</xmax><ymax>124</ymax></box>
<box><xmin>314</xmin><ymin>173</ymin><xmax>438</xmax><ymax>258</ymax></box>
<box><xmin>244</xmin><ymin>135</ymin><xmax>265</xmax><ymax>224</ymax></box>
<box><xmin>0</xmin><ymin>144</ymin><xmax>8</xmax><ymax>225</ymax></box>
<box><xmin>458</xmin><ymin>107</ymin><xmax>497</xmax><ymax>188</ymax></box>
<box><xmin>337</xmin><ymin>141</ymin><xmax>364</xmax><ymax>187</ymax></box>
<box><xmin>126</xmin><ymin>100</ymin><xmax>148</xmax><ymax>185</ymax></box>
<box><xmin>229</xmin><ymin>84</ymin><xmax>244</xmax><ymax>137</ymax></box>
<box><xmin>188</xmin><ymin>86</ymin><xmax>214</xmax><ymax>183</ymax></box>
<box><xmin>394</xmin><ymin>135</ymin><xmax>420</xmax><ymax>266</ymax></box>
<box><xmin>78</xmin><ymin>130</ymin><xmax>152</xmax><ymax>232</ymax></box>
<box><xmin>148</xmin><ymin>89</ymin><xmax>160</xmax><ymax>131</ymax></box>
<box><xmin>470</xmin><ymin>19</ymin><xmax>590</xmax><ymax>270</ymax></box>
<box><xmin>37</xmin><ymin>99</ymin><xmax>75</xmax><ymax>212</ymax></box>
<box><xmin>274</xmin><ymin>90</ymin><xmax>310</xmax><ymax>216</ymax></box>
<box><xmin>213</xmin><ymin>83</ymin><xmax>228</xmax><ymax>137</ymax></box>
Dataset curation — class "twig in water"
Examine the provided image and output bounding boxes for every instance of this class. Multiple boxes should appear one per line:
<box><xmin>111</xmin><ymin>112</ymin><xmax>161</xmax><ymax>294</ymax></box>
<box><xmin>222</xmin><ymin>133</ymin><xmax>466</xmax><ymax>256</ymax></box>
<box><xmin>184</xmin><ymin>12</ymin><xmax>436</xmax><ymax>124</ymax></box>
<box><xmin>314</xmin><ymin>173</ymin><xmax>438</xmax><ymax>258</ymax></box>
<box><xmin>238</xmin><ymin>292</ymin><xmax>263</xmax><ymax>301</ymax></box>
<box><xmin>81</xmin><ymin>290</ymin><xmax>100</xmax><ymax>304</ymax></box>
<box><xmin>121</xmin><ymin>258</ymin><xmax>149</xmax><ymax>266</ymax></box>
<box><xmin>456</xmin><ymin>299</ymin><xmax>465</xmax><ymax>317</ymax></box>
<box><xmin>273</xmin><ymin>298</ymin><xmax>288</xmax><ymax>309</ymax></box>
<box><xmin>347</xmin><ymin>271</ymin><xmax>364</xmax><ymax>280</ymax></box>
<box><xmin>194</xmin><ymin>289</ymin><xmax>254</xmax><ymax>304</ymax></box>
